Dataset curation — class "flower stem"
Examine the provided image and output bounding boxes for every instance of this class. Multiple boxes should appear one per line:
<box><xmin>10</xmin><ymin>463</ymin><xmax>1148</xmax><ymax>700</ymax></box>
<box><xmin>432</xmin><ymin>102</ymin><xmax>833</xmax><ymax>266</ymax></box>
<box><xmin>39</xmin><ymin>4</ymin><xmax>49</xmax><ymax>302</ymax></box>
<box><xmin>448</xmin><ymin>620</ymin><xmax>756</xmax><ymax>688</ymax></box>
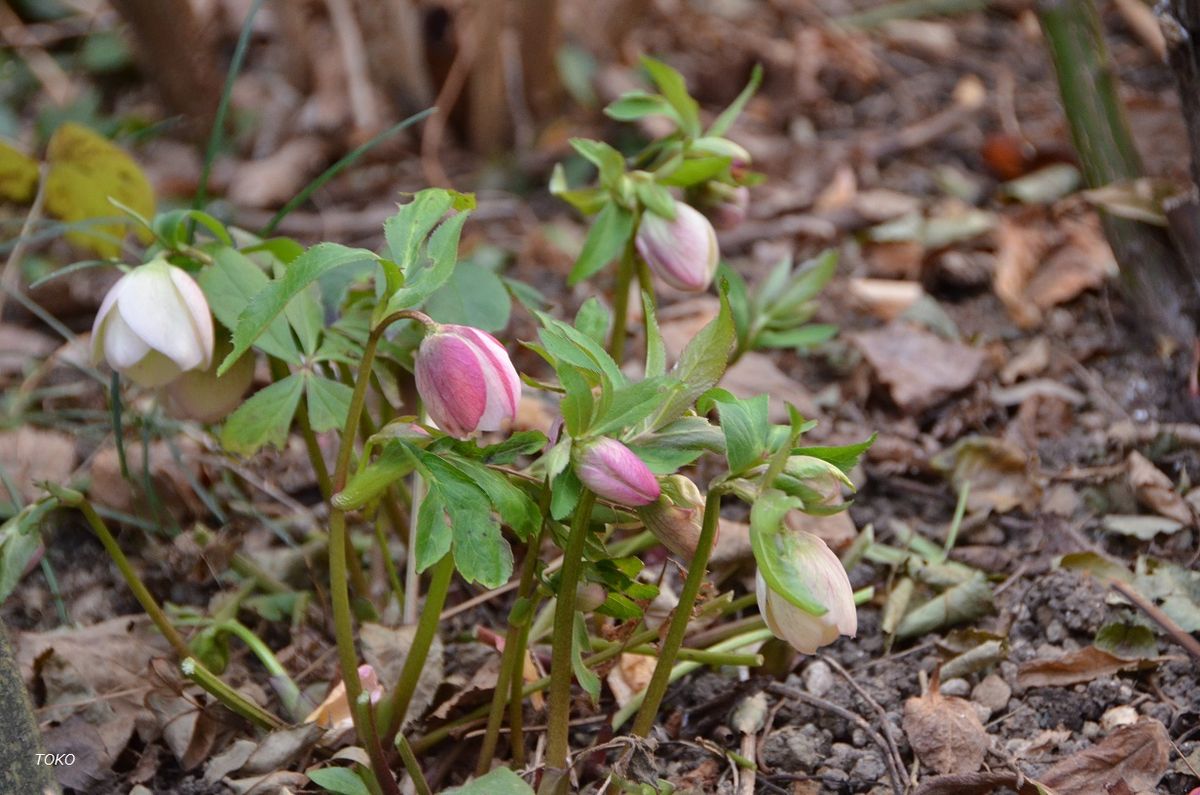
<box><xmin>181</xmin><ymin>657</ymin><xmax>284</xmax><ymax>730</ymax></box>
<box><xmin>396</xmin><ymin>733</ymin><xmax>432</xmax><ymax>795</ymax></box>
<box><xmin>327</xmin><ymin>310</ymin><xmax>431</xmax><ymax>793</ymax></box>
<box><xmin>608</xmin><ymin>240</ymin><xmax>637</xmax><ymax>366</ymax></box>
<box><xmin>476</xmin><ymin>532</ymin><xmax>546</xmax><ymax>772</ymax></box>
<box><xmin>378</xmin><ymin>551</ymin><xmax>455</xmax><ymax>747</ymax></box>
<box><xmin>58</xmin><ymin>490</ymin><xmax>190</xmax><ymax>661</ymax></box>
<box><xmin>630</xmin><ymin>488</ymin><xmax>722</xmax><ymax>737</ymax></box>
<box><xmin>220</xmin><ymin>620</ymin><xmax>305</xmax><ymax>721</ymax></box>
<box><xmin>613</xmin><ymin>628</ymin><xmax>773</xmax><ymax>730</ymax></box>
<box><xmin>539</xmin><ymin>490</ymin><xmax>597</xmax><ymax>794</ymax></box>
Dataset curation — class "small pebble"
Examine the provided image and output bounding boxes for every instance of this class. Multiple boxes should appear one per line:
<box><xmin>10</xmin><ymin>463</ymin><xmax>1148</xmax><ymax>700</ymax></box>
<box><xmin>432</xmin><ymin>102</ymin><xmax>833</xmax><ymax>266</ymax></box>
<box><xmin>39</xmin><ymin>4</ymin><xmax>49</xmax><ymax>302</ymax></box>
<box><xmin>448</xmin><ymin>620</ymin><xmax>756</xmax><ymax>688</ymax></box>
<box><xmin>1045</xmin><ymin>620</ymin><xmax>1066</xmax><ymax>643</ymax></box>
<box><xmin>1082</xmin><ymin>720</ymin><xmax>1100</xmax><ymax>738</ymax></box>
<box><xmin>803</xmin><ymin>660</ymin><xmax>834</xmax><ymax>697</ymax></box>
<box><xmin>940</xmin><ymin>677</ymin><xmax>970</xmax><ymax>697</ymax></box>
<box><xmin>1100</xmin><ymin>705</ymin><xmax>1139</xmax><ymax>731</ymax></box>
<box><xmin>972</xmin><ymin>673</ymin><xmax>1012</xmax><ymax>716</ymax></box>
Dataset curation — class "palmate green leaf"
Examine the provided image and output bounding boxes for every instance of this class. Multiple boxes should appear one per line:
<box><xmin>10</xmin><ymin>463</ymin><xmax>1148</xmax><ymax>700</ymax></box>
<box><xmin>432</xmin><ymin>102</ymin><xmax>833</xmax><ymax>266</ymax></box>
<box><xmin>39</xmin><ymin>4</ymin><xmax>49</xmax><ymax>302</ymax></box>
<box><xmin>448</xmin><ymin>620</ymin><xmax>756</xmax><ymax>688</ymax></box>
<box><xmin>793</xmin><ymin>435</ymin><xmax>876</xmax><ymax>474</ymax></box>
<box><xmin>713</xmin><ymin>393</ymin><xmax>770</xmax><ymax>474</ymax></box>
<box><xmin>569</xmin><ymin>138</ymin><xmax>626</xmax><ymax>188</ymax></box>
<box><xmin>592</xmin><ymin>377</ymin><xmax>679</xmax><ymax>437</ymax></box>
<box><xmin>384</xmin><ymin>189</ymin><xmax>454</xmax><ymax>268</ymax></box>
<box><xmin>536</xmin><ymin>312</ymin><xmax>626</xmax><ymax>388</ymax></box>
<box><xmin>604</xmin><ymin>91</ymin><xmax>677</xmax><ymax>123</ymax></box>
<box><xmin>443</xmin><ymin>767</ymin><xmax>534</xmax><ymax>795</ymax></box>
<box><xmin>151</xmin><ymin>208</ymin><xmax>232</xmax><ymax>247</ymax></box>
<box><xmin>441</xmin><ymin>456</ymin><xmax>540</xmax><ymax>540</ymax></box>
<box><xmin>305</xmin><ymin>374</ymin><xmax>353</xmax><ymax>433</ymax></box>
<box><xmin>642</xmin><ymin>292</ymin><xmax>666</xmax><ymax>378</ymax></box>
<box><xmin>628</xmin><ymin>416</ymin><xmax>724</xmax><ymax>474</ymax></box>
<box><xmin>559</xmin><ymin>364</ymin><xmax>594</xmax><ymax>437</ymax></box>
<box><xmin>568</xmin><ymin>200</ymin><xmax>634</xmax><ymax>285</ymax></box>
<box><xmin>198</xmin><ymin>248</ymin><xmax>300</xmax><ymax>363</ymax></box>
<box><xmin>383</xmin><ymin>208</ymin><xmax>471</xmax><ymax>316</ymax></box>
<box><xmin>220</xmin><ymin>374</ymin><xmax>304</xmax><ymax>454</ymax></box>
<box><xmin>0</xmin><ymin>506</ymin><xmax>49</xmax><ymax>604</ymax></box>
<box><xmin>646</xmin><ymin>285</ymin><xmax>736</xmax><ymax>430</ymax></box>
<box><xmin>756</xmin><ymin>324</ymin><xmax>838</xmax><ymax>350</ymax></box>
<box><xmin>641</xmin><ymin>56</ymin><xmax>701</xmax><ymax>137</ymax></box>
<box><xmin>421</xmin><ymin>456</ymin><xmax>513</xmax><ymax>587</ymax></box>
<box><xmin>333</xmin><ymin>444</ymin><xmax>415</xmax><ymax>511</ymax></box>
<box><xmin>574</xmin><ymin>297</ymin><xmax>611</xmax><ymax>346</ymax></box>
<box><xmin>656</xmin><ymin>155</ymin><xmax>731</xmax><ymax>188</ymax></box>
<box><xmin>221</xmin><ymin>243</ymin><xmax>376</xmax><ymax>374</ymax></box>
<box><xmin>308</xmin><ymin>766</ymin><xmax>372</xmax><ymax>795</ymax></box>
<box><xmin>635</xmin><ymin>181</ymin><xmax>676</xmax><ymax>219</ymax></box>
<box><xmin>750</xmin><ymin>489</ymin><xmax>829</xmax><ymax>616</ymax></box>
<box><xmin>572</xmin><ymin>611</ymin><xmax>601</xmax><ymax>704</ymax></box>
<box><xmin>416</xmin><ymin>487</ymin><xmax>452</xmax><ymax>573</ymax></box>
<box><xmin>425</xmin><ymin>261</ymin><xmax>511</xmax><ymax>332</ymax></box>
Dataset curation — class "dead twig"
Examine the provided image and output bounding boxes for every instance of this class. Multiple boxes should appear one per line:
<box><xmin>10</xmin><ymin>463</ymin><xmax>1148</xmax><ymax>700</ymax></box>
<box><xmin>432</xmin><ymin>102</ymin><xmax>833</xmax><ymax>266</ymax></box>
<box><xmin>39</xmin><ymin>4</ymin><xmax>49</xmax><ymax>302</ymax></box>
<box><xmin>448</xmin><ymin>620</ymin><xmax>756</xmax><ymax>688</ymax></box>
<box><xmin>766</xmin><ymin>683</ymin><xmax>904</xmax><ymax>795</ymax></box>
<box><xmin>1109</xmin><ymin>579</ymin><xmax>1200</xmax><ymax>663</ymax></box>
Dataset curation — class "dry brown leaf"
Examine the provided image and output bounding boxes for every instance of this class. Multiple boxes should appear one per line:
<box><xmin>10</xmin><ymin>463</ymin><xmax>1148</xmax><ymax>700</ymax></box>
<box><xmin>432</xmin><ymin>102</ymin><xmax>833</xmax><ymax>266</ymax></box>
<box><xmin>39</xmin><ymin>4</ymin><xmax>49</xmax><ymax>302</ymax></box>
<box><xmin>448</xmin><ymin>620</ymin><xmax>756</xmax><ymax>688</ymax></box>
<box><xmin>0</xmin><ymin>427</ymin><xmax>76</xmax><ymax>506</ymax></box>
<box><xmin>430</xmin><ymin>654</ymin><xmax>500</xmax><ymax>720</ymax></box>
<box><xmin>1039</xmin><ymin>719</ymin><xmax>1170</xmax><ymax>795</ymax></box>
<box><xmin>813</xmin><ymin>164</ymin><xmax>857</xmax><ymax>212</ymax></box>
<box><xmin>902</xmin><ymin>679</ymin><xmax>988</xmax><ymax>775</ymax></box>
<box><xmin>993</xmin><ymin>217</ymin><xmax>1049</xmax><ymax>328</ymax></box>
<box><xmin>847</xmin><ymin>278</ymin><xmax>924</xmax><ymax>320</ymax></box>
<box><xmin>1127</xmin><ymin>451</ymin><xmax>1193</xmax><ymax>526</ymax></box>
<box><xmin>360</xmin><ymin>622</ymin><xmax>442</xmax><ymax>731</ymax></box>
<box><xmin>932</xmin><ymin>435</ymin><xmax>1039</xmax><ymax>514</ymax></box>
<box><xmin>1000</xmin><ymin>337</ymin><xmax>1051</xmax><ymax>384</ymax></box>
<box><xmin>90</xmin><ymin>436</ymin><xmax>205</xmax><ymax>520</ymax></box>
<box><xmin>0</xmin><ymin>324</ymin><xmax>57</xmax><ymax>378</ymax></box>
<box><xmin>710</xmin><ymin>518</ymin><xmax>752</xmax><ymax>567</ymax></box>
<box><xmin>227</xmin><ymin>136</ymin><xmax>328</xmax><ymax>208</ymax></box>
<box><xmin>606</xmin><ymin>652</ymin><xmax>656</xmax><ymax>709</ymax></box>
<box><xmin>852</xmin><ymin>322</ymin><xmax>985</xmax><ymax>413</ymax></box>
<box><xmin>1027</xmin><ymin>218</ymin><xmax>1117</xmax><ymax>310</ymax></box>
<box><xmin>1016</xmin><ymin>645</ymin><xmax>1159</xmax><ymax>689</ymax></box>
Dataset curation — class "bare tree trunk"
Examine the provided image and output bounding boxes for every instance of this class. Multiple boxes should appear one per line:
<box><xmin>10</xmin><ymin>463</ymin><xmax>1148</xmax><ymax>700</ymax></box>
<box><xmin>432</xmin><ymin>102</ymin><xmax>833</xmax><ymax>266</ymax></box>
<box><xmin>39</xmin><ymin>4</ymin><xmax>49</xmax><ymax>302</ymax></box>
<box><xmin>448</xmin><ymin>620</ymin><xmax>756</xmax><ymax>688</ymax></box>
<box><xmin>0</xmin><ymin>620</ymin><xmax>56</xmax><ymax>795</ymax></box>
<box><xmin>1039</xmin><ymin>0</ymin><xmax>1197</xmax><ymax>341</ymax></box>
<box><xmin>110</xmin><ymin>0</ymin><xmax>221</xmax><ymax>141</ymax></box>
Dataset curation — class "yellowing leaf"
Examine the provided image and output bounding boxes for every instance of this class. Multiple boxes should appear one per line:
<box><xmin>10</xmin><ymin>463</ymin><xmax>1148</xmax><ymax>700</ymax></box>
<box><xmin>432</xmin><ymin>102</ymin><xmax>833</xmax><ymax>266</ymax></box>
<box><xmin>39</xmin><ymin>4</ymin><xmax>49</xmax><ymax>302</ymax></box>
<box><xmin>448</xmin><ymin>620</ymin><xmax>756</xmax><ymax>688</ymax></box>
<box><xmin>0</xmin><ymin>139</ymin><xmax>38</xmax><ymax>203</ymax></box>
<box><xmin>43</xmin><ymin>122</ymin><xmax>155</xmax><ymax>257</ymax></box>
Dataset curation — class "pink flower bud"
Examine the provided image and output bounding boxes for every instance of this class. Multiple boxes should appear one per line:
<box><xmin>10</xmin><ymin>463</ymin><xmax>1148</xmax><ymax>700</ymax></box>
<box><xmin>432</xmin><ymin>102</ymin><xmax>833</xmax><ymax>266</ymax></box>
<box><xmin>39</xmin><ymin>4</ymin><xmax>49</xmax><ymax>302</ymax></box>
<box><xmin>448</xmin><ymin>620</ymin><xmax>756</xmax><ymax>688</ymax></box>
<box><xmin>357</xmin><ymin>663</ymin><xmax>384</xmax><ymax>705</ymax></box>
<box><xmin>705</xmin><ymin>184</ymin><xmax>750</xmax><ymax>231</ymax></box>
<box><xmin>575</xmin><ymin>582</ymin><xmax>608</xmax><ymax>612</ymax></box>
<box><xmin>575</xmin><ymin>437</ymin><xmax>660</xmax><ymax>506</ymax></box>
<box><xmin>635</xmin><ymin>474</ymin><xmax>711</xmax><ymax>559</ymax></box>
<box><xmin>756</xmin><ymin>531</ymin><xmax>856</xmax><ymax>654</ymax></box>
<box><xmin>635</xmin><ymin>200</ymin><xmax>720</xmax><ymax>293</ymax></box>
<box><xmin>414</xmin><ymin>324</ymin><xmax>522</xmax><ymax>439</ymax></box>
<box><xmin>92</xmin><ymin>259</ymin><xmax>214</xmax><ymax>388</ymax></box>
<box><xmin>163</xmin><ymin>337</ymin><xmax>254</xmax><ymax>423</ymax></box>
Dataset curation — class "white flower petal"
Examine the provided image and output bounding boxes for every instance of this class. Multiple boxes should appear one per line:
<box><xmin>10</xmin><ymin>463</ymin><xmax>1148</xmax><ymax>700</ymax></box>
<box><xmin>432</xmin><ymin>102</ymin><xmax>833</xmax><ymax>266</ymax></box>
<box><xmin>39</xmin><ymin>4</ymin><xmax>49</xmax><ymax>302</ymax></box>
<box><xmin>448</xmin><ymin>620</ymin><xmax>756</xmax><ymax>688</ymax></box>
<box><xmin>103</xmin><ymin>310</ymin><xmax>151</xmax><ymax>370</ymax></box>
<box><xmin>168</xmin><ymin>265</ymin><xmax>215</xmax><ymax>369</ymax></box>
<box><xmin>117</xmin><ymin>265</ymin><xmax>207</xmax><ymax>372</ymax></box>
<box><xmin>92</xmin><ymin>276</ymin><xmax>125</xmax><ymax>364</ymax></box>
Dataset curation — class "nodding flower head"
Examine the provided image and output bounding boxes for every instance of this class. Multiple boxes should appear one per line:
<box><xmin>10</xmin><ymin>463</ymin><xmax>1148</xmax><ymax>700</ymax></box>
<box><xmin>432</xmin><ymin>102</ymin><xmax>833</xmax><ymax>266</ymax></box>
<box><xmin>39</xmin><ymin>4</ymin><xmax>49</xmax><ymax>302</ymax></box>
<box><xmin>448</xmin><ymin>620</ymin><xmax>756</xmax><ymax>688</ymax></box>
<box><xmin>757</xmin><ymin>531</ymin><xmax>857</xmax><ymax>654</ymax></box>
<box><xmin>636</xmin><ymin>474</ymin><xmax>709</xmax><ymax>559</ymax></box>
<box><xmin>91</xmin><ymin>259</ymin><xmax>214</xmax><ymax>388</ymax></box>
<box><xmin>414</xmin><ymin>324</ymin><xmax>522</xmax><ymax>439</ymax></box>
<box><xmin>635</xmin><ymin>200</ymin><xmax>720</xmax><ymax>293</ymax></box>
<box><xmin>575</xmin><ymin>437</ymin><xmax>661</xmax><ymax>507</ymax></box>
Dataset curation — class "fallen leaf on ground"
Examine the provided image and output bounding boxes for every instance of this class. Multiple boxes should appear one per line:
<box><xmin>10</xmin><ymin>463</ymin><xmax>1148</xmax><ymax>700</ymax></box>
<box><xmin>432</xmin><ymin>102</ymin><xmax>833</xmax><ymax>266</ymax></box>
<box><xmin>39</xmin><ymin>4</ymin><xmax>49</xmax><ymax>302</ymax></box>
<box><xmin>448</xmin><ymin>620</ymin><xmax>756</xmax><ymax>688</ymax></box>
<box><xmin>993</xmin><ymin>216</ymin><xmax>1051</xmax><ymax>328</ymax></box>
<box><xmin>851</xmin><ymin>322</ymin><xmax>986</xmax><ymax>413</ymax></box>
<box><xmin>1133</xmin><ymin>559</ymin><xmax>1200</xmax><ymax>632</ymax></box>
<box><xmin>847</xmin><ymin>278</ymin><xmax>924</xmax><ymax>320</ymax></box>
<box><xmin>0</xmin><ymin>427</ymin><xmax>76</xmax><ymax>506</ymax></box>
<box><xmin>1101</xmin><ymin>514</ymin><xmax>1183</xmax><ymax>540</ymax></box>
<box><xmin>902</xmin><ymin>676</ymin><xmax>988</xmax><ymax>775</ymax></box>
<box><xmin>1039</xmin><ymin>719</ymin><xmax>1170</xmax><ymax>795</ymax></box>
<box><xmin>606</xmin><ymin>652</ymin><xmax>656</xmax><ymax>709</ymax></box>
<box><xmin>227</xmin><ymin>136</ymin><xmax>328</xmax><ymax>208</ymax></box>
<box><xmin>0</xmin><ymin>324</ymin><xmax>57</xmax><ymax>378</ymax></box>
<box><xmin>1000</xmin><ymin>337</ymin><xmax>1051</xmax><ymax>384</ymax></box>
<box><xmin>1126</xmin><ymin>451</ymin><xmax>1193</xmax><ymax>526</ymax></box>
<box><xmin>1016</xmin><ymin>645</ymin><xmax>1159</xmax><ymax>689</ymax></box>
<box><xmin>360</xmin><ymin>622</ymin><xmax>443</xmax><ymax>730</ymax></box>
<box><xmin>931</xmin><ymin>436</ymin><xmax>1039</xmax><ymax>514</ymax></box>
<box><xmin>90</xmin><ymin>436</ymin><xmax>205</xmax><ymax>521</ymax></box>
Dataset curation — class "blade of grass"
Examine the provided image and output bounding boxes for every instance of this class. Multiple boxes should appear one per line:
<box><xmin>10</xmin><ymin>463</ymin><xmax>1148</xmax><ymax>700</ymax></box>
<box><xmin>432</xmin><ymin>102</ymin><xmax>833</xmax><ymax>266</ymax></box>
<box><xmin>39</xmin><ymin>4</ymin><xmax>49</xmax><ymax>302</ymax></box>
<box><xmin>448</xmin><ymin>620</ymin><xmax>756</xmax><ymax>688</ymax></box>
<box><xmin>193</xmin><ymin>0</ymin><xmax>267</xmax><ymax>215</ymax></box>
<box><xmin>259</xmin><ymin>107</ymin><xmax>436</xmax><ymax>235</ymax></box>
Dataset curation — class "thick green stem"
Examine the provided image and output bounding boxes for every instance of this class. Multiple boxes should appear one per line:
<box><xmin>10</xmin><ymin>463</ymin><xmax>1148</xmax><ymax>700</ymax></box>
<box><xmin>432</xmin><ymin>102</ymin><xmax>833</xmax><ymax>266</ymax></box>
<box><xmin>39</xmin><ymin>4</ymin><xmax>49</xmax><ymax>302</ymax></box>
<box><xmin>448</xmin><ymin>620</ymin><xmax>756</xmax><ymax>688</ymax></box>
<box><xmin>608</xmin><ymin>241</ymin><xmax>637</xmax><ymax>366</ymax></box>
<box><xmin>66</xmin><ymin>494</ymin><xmax>190</xmax><ymax>660</ymax></box>
<box><xmin>181</xmin><ymin>657</ymin><xmax>284</xmax><ymax>730</ymax></box>
<box><xmin>378</xmin><ymin>552</ymin><xmax>455</xmax><ymax>747</ymax></box>
<box><xmin>328</xmin><ymin>310</ymin><xmax>430</xmax><ymax>795</ymax></box>
<box><xmin>221</xmin><ymin>620</ymin><xmax>305</xmax><ymax>721</ymax></box>
<box><xmin>539</xmin><ymin>490</ymin><xmax>597</xmax><ymax>794</ymax></box>
<box><xmin>630</xmin><ymin>489</ymin><xmax>721</xmax><ymax>736</ymax></box>
<box><xmin>477</xmin><ymin>482</ymin><xmax>552</xmax><ymax>773</ymax></box>
<box><xmin>396</xmin><ymin>733</ymin><xmax>432</xmax><ymax>795</ymax></box>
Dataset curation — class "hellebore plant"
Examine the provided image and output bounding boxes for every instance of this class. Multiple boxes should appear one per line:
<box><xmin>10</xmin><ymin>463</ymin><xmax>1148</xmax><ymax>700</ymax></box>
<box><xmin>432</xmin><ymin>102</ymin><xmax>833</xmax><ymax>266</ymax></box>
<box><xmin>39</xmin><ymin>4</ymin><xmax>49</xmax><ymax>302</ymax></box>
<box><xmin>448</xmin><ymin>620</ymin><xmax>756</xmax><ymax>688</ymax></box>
<box><xmin>43</xmin><ymin>57</ymin><xmax>874</xmax><ymax>795</ymax></box>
